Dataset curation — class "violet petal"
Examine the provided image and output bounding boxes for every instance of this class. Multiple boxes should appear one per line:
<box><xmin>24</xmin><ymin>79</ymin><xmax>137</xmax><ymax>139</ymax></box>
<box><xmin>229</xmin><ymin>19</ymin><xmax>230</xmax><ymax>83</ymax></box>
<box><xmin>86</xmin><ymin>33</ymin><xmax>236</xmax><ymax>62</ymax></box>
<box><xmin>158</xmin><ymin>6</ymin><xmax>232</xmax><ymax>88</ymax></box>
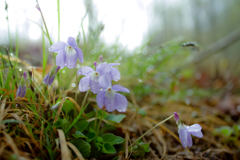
<box><xmin>104</xmin><ymin>95</ymin><xmax>115</xmax><ymax>112</ymax></box>
<box><xmin>89</xmin><ymin>79</ymin><xmax>100</xmax><ymax>94</ymax></box>
<box><xmin>110</xmin><ymin>67</ymin><xmax>120</xmax><ymax>81</ymax></box>
<box><xmin>67</xmin><ymin>37</ymin><xmax>78</xmax><ymax>48</ymax></box>
<box><xmin>114</xmin><ymin>93</ymin><xmax>128</xmax><ymax>112</ymax></box>
<box><xmin>79</xmin><ymin>76</ymin><xmax>90</xmax><ymax>92</ymax></box>
<box><xmin>77</xmin><ymin>66</ymin><xmax>94</xmax><ymax>76</ymax></box>
<box><xmin>112</xmin><ymin>84</ymin><xmax>130</xmax><ymax>93</ymax></box>
<box><xmin>49</xmin><ymin>42</ymin><xmax>67</xmax><ymax>53</ymax></box>
<box><xmin>97</xmin><ymin>90</ymin><xmax>105</xmax><ymax>109</ymax></box>
<box><xmin>99</xmin><ymin>74</ymin><xmax>112</xmax><ymax>89</ymax></box>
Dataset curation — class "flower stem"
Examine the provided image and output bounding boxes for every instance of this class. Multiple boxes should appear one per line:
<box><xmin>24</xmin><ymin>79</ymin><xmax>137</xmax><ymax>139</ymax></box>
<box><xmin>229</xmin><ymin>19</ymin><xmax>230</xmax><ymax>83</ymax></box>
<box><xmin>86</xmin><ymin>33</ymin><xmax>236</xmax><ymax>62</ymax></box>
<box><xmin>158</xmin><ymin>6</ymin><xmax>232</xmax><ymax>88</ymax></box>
<box><xmin>81</xmin><ymin>89</ymin><xmax>89</xmax><ymax>108</ymax></box>
<box><xmin>75</xmin><ymin>67</ymin><xmax>78</xmax><ymax>102</ymax></box>
<box><xmin>35</xmin><ymin>0</ymin><xmax>52</xmax><ymax>45</ymax></box>
<box><xmin>94</xmin><ymin>107</ymin><xmax>98</xmax><ymax>130</ymax></box>
<box><xmin>57</xmin><ymin>0</ymin><xmax>60</xmax><ymax>41</ymax></box>
<box><xmin>96</xmin><ymin>109</ymin><xmax>105</xmax><ymax>137</ymax></box>
<box><xmin>129</xmin><ymin>114</ymin><xmax>174</xmax><ymax>148</ymax></box>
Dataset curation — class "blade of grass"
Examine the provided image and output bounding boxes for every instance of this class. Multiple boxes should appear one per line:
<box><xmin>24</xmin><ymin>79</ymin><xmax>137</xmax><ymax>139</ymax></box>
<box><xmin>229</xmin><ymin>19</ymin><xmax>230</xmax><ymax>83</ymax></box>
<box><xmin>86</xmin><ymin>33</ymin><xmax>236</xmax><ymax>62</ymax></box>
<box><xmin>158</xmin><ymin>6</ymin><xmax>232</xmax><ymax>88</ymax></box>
<box><xmin>42</xmin><ymin>24</ymin><xmax>47</xmax><ymax>77</ymax></box>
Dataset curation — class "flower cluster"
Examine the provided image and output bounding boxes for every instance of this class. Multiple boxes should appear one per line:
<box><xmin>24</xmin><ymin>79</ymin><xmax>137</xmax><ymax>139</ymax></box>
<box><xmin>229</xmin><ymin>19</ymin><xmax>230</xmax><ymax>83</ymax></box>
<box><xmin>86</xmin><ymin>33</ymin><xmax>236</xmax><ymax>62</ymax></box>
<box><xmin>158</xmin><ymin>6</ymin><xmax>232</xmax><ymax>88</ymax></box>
<box><xmin>45</xmin><ymin>37</ymin><xmax>129</xmax><ymax>112</ymax></box>
<box><xmin>174</xmin><ymin>112</ymin><xmax>203</xmax><ymax>147</ymax></box>
<box><xmin>78</xmin><ymin>59</ymin><xmax>129</xmax><ymax>112</ymax></box>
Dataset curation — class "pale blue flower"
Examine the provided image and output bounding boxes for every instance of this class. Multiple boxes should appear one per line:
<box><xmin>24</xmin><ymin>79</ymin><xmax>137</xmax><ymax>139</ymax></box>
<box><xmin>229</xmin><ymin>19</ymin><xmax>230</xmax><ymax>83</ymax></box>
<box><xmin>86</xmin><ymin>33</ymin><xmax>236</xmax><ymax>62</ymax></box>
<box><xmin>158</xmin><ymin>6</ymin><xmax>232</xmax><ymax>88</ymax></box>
<box><xmin>97</xmin><ymin>74</ymin><xmax>129</xmax><ymax>112</ymax></box>
<box><xmin>49</xmin><ymin>37</ymin><xmax>83</xmax><ymax>69</ymax></box>
<box><xmin>174</xmin><ymin>112</ymin><xmax>203</xmax><ymax>147</ymax></box>
<box><xmin>78</xmin><ymin>63</ymin><xmax>110</xmax><ymax>94</ymax></box>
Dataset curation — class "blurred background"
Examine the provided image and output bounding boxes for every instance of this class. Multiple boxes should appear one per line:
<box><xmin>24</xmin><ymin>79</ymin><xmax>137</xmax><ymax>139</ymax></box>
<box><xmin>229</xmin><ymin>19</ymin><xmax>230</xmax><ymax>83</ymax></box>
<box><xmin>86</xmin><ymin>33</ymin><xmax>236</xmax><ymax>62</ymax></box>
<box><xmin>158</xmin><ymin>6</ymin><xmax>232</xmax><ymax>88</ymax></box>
<box><xmin>1</xmin><ymin>0</ymin><xmax>240</xmax><ymax>110</ymax></box>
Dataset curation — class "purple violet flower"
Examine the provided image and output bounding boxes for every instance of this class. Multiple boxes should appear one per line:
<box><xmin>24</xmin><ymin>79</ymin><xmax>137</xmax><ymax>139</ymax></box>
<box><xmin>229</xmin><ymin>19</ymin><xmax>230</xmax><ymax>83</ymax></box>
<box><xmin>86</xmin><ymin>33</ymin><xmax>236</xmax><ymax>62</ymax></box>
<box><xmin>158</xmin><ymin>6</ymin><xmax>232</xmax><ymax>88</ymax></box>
<box><xmin>77</xmin><ymin>63</ymin><xmax>110</xmax><ymax>94</ymax></box>
<box><xmin>16</xmin><ymin>72</ymin><xmax>27</xmax><ymax>98</ymax></box>
<box><xmin>96</xmin><ymin>74</ymin><xmax>129</xmax><ymax>112</ymax></box>
<box><xmin>43</xmin><ymin>66</ymin><xmax>60</xmax><ymax>86</ymax></box>
<box><xmin>49</xmin><ymin>37</ymin><xmax>83</xmax><ymax>69</ymax></box>
<box><xmin>178</xmin><ymin>123</ymin><xmax>203</xmax><ymax>147</ymax></box>
<box><xmin>174</xmin><ymin>112</ymin><xmax>203</xmax><ymax>147</ymax></box>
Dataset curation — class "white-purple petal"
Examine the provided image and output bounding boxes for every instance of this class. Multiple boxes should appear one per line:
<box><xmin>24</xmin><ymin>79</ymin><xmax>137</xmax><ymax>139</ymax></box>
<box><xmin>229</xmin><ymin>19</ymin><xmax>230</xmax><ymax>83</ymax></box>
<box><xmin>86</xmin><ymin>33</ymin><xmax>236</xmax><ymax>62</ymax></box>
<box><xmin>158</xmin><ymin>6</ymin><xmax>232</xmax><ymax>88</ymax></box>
<box><xmin>89</xmin><ymin>79</ymin><xmax>100</xmax><ymax>94</ymax></box>
<box><xmin>56</xmin><ymin>52</ymin><xmax>66</xmax><ymax>69</ymax></box>
<box><xmin>110</xmin><ymin>67</ymin><xmax>120</xmax><ymax>81</ymax></box>
<box><xmin>66</xmin><ymin>51</ymin><xmax>78</xmax><ymax>69</ymax></box>
<box><xmin>186</xmin><ymin>124</ymin><xmax>202</xmax><ymax>132</ymax></box>
<box><xmin>97</xmin><ymin>90</ymin><xmax>105</xmax><ymax>109</ymax></box>
<box><xmin>104</xmin><ymin>96</ymin><xmax>115</xmax><ymax>112</ymax></box>
<box><xmin>96</xmin><ymin>63</ymin><xmax>110</xmax><ymax>75</ymax></box>
<box><xmin>79</xmin><ymin>76</ymin><xmax>90</xmax><ymax>92</ymax></box>
<box><xmin>187</xmin><ymin>132</ymin><xmax>193</xmax><ymax>147</ymax></box>
<box><xmin>99</xmin><ymin>74</ymin><xmax>112</xmax><ymax>89</ymax></box>
<box><xmin>114</xmin><ymin>93</ymin><xmax>128</xmax><ymax>112</ymax></box>
<box><xmin>109</xmin><ymin>63</ymin><xmax>120</xmax><ymax>66</ymax></box>
<box><xmin>67</xmin><ymin>37</ymin><xmax>78</xmax><ymax>48</ymax></box>
<box><xmin>112</xmin><ymin>84</ymin><xmax>130</xmax><ymax>93</ymax></box>
<box><xmin>190</xmin><ymin>131</ymin><xmax>203</xmax><ymax>138</ymax></box>
<box><xmin>49</xmin><ymin>42</ymin><xmax>67</xmax><ymax>53</ymax></box>
<box><xmin>178</xmin><ymin>125</ymin><xmax>188</xmax><ymax>148</ymax></box>
<box><xmin>77</xmin><ymin>66</ymin><xmax>94</xmax><ymax>76</ymax></box>
<box><xmin>76</xmin><ymin>48</ymin><xmax>84</xmax><ymax>63</ymax></box>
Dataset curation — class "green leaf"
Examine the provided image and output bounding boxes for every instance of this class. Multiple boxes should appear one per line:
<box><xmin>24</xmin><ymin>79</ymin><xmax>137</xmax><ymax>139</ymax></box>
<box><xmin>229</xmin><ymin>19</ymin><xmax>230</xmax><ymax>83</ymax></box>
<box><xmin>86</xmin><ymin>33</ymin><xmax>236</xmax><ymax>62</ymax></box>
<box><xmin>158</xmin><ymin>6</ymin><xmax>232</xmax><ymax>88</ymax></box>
<box><xmin>72</xmin><ymin>131</ymin><xmax>87</xmax><ymax>138</ymax></box>
<box><xmin>137</xmin><ymin>144</ymin><xmax>146</xmax><ymax>158</ymax></box>
<box><xmin>96</xmin><ymin>136</ymin><xmax>103</xmax><ymax>143</ymax></box>
<box><xmin>74</xmin><ymin>120</ymin><xmax>89</xmax><ymax>132</ymax></box>
<box><xmin>102</xmin><ymin>133</ymin><xmax>125</xmax><ymax>145</ymax></box>
<box><xmin>139</xmin><ymin>142</ymin><xmax>150</xmax><ymax>152</ymax></box>
<box><xmin>71</xmin><ymin>139</ymin><xmax>91</xmax><ymax>158</ymax></box>
<box><xmin>62</xmin><ymin>99</ymin><xmax>75</xmax><ymax>113</ymax></box>
<box><xmin>105</xmin><ymin>114</ymin><xmax>126</xmax><ymax>123</ymax></box>
<box><xmin>137</xmin><ymin>109</ymin><xmax>146</xmax><ymax>117</ymax></box>
<box><xmin>220</xmin><ymin>126</ymin><xmax>233</xmax><ymax>137</ymax></box>
<box><xmin>102</xmin><ymin>143</ymin><xmax>116</xmax><ymax>154</ymax></box>
<box><xmin>86</xmin><ymin>127</ymin><xmax>96</xmax><ymax>142</ymax></box>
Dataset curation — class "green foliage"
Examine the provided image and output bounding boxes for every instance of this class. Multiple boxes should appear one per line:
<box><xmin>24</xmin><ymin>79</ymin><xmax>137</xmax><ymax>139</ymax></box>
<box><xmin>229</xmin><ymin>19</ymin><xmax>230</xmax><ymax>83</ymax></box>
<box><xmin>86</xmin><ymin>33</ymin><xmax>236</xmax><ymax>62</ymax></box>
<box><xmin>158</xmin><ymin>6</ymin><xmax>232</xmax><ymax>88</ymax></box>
<box><xmin>74</xmin><ymin>120</ymin><xmax>89</xmax><ymax>132</ymax></box>
<box><xmin>71</xmin><ymin>139</ymin><xmax>91</xmax><ymax>158</ymax></box>
<box><xmin>102</xmin><ymin>133</ymin><xmax>125</xmax><ymax>145</ymax></box>
<box><xmin>102</xmin><ymin>143</ymin><xmax>116</xmax><ymax>154</ymax></box>
<box><xmin>131</xmin><ymin>141</ymin><xmax>151</xmax><ymax>158</ymax></box>
<box><xmin>105</xmin><ymin>114</ymin><xmax>126</xmax><ymax>123</ymax></box>
<box><xmin>72</xmin><ymin>131</ymin><xmax>87</xmax><ymax>138</ymax></box>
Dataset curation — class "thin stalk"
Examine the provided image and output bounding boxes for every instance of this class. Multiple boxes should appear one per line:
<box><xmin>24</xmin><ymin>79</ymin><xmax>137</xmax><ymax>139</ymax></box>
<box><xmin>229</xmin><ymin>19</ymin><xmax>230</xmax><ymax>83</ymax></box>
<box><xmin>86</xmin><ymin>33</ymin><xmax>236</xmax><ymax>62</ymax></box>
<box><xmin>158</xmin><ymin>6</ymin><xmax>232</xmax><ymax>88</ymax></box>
<box><xmin>96</xmin><ymin>109</ymin><xmax>105</xmax><ymax>137</ymax></box>
<box><xmin>81</xmin><ymin>11</ymin><xmax>87</xmax><ymax>54</ymax></box>
<box><xmin>94</xmin><ymin>107</ymin><xmax>98</xmax><ymax>130</ymax></box>
<box><xmin>75</xmin><ymin>67</ymin><xmax>78</xmax><ymax>102</ymax></box>
<box><xmin>129</xmin><ymin>114</ymin><xmax>174</xmax><ymax>148</ymax></box>
<box><xmin>15</xmin><ymin>28</ymin><xmax>19</xmax><ymax>59</ymax></box>
<box><xmin>81</xmin><ymin>89</ymin><xmax>89</xmax><ymax>108</ymax></box>
<box><xmin>57</xmin><ymin>0</ymin><xmax>60</xmax><ymax>41</ymax></box>
<box><xmin>42</xmin><ymin>23</ymin><xmax>46</xmax><ymax>77</ymax></box>
<box><xmin>5</xmin><ymin>0</ymin><xmax>12</xmax><ymax>53</ymax></box>
<box><xmin>35</xmin><ymin>0</ymin><xmax>52</xmax><ymax>45</ymax></box>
